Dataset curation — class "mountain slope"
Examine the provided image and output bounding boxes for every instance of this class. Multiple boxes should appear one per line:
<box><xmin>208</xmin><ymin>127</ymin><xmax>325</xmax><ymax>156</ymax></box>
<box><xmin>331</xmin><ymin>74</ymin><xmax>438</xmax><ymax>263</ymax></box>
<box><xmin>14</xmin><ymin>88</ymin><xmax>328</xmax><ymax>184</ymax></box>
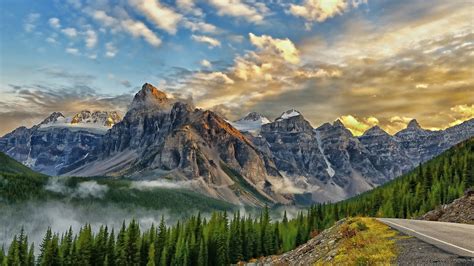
<box><xmin>0</xmin><ymin>151</ymin><xmax>234</xmax><ymax>212</ymax></box>
<box><xmin>0</xmin><ymin>151</ymin><xmax>44</xmax><ymax>176</ymax></box>
<box><xmin>62</xmin><ymin>83</ymin><xmax>289</xmax><ymax>206</ymax></box>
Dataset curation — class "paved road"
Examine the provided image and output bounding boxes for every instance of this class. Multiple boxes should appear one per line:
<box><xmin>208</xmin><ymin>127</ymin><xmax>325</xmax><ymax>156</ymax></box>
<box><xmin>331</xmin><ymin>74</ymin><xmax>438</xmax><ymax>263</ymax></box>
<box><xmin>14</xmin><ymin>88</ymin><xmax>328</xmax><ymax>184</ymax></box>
<box><xmin>377</xmin><ymin>218</ymin><xmax>474</xmax><ymax>258</ymax></box>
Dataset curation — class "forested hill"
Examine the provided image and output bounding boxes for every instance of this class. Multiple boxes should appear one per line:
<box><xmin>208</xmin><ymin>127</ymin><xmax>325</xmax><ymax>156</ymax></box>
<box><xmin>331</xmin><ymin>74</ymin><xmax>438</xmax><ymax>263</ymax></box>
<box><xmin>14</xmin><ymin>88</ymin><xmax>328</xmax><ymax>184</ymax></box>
<box><xmin>0</xmin><ymin>152</ymin><xmax>45</xmax><ymax>176</ymax></box>
<box><xmin>1</xmin><ymin>139</ymin><xmax>472</xmax><ymax>265</ymax></box>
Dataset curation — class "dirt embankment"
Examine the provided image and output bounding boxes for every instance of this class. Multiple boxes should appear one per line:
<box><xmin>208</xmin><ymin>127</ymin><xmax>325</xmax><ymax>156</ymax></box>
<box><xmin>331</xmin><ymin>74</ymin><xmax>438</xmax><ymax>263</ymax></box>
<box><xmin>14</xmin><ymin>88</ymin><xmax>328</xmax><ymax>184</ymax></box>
<box><xmin>421</xmin><ymin>189</ymin><xmax>474</xmax><ymax>224</ymax></box>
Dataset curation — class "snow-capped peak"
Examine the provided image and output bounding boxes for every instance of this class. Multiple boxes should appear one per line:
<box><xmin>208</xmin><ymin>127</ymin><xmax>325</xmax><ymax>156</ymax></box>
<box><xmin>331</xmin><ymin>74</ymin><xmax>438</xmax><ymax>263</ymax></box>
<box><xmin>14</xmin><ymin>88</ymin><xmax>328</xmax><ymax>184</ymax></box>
<box><xmin>40</xmin><ymin>112</ymin><xmax>65</xmax><ymax>125</ymax></box>
<box><xmin>229</xmin><ymin>112</ymin><xmax>271</xmax><ymax>133</ymax></box>
<box><xmin>276</xmin><ymin>109</ymin><xmax>301</xmax><ymax>121</ymax></box>
<box><xmin>236</xmin><ymin>112</ymin><xmax>271</xmax><ymax>123</ymax></box>
<box><xmin>38</xmin><ymin>110</ymin><xmax>122</xmax><ymax>134</ymax></box>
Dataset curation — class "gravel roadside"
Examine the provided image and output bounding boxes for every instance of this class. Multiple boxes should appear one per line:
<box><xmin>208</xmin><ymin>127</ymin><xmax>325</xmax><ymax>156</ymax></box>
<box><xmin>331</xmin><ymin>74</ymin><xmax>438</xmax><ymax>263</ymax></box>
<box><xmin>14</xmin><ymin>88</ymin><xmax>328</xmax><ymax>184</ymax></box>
<box><xmin>396</xmin><ymin>233</ymin><xmax>474</xmax><ymax>265</ymax></box>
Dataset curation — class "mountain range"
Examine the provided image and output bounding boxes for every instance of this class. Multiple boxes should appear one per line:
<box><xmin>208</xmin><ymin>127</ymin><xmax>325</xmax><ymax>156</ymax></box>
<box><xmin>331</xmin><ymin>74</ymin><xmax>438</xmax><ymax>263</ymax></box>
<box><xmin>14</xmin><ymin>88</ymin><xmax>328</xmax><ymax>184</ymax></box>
<box><xmin>1</xmin><ymin>83</ymin><xmax>473</xmax><ymax>205</ymax></box>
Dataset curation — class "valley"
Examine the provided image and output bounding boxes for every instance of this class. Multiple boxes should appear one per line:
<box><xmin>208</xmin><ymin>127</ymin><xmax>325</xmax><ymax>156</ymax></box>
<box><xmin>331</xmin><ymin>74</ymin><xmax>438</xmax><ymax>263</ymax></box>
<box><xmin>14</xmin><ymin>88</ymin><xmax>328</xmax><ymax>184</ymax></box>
<box><xmin>1</xmin><ymin>136</ymin><xmax>472</xmax><ymax>265</ymax></box>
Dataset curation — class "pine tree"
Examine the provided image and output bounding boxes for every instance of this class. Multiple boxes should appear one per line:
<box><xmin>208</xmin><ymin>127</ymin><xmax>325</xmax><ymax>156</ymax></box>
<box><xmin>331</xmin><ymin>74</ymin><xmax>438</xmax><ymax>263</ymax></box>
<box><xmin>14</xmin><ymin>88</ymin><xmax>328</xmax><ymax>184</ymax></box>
<box><xmin>17</xmin><ymin>227</ymin><xmax>28</xmax><ymax>265</ymax></box>
<box><xmin>155</xmin><ymin>217</ymin><xmax>167</xmax><ymax>264</ymax></box>
<box><xmin>197</xmin><ymin>237</ymin><xmax>207</xmax><ymax>266</ymax></box>
<box><xmin>39</xmin><ymin>227</ymin><xmax>52</xmax><ymax>265</ymax></box>
<box><xmin>7</xmin><ymin>235</ymin><xmax>20</xmax><ymax>266</ymax></box>
<box><xmin>126</xmin><ymin>219</ymin><xmax>141</xmax><ymax>265</ymax></box>
<box><xmin>116</xmin><ymin>222</ymin><xmax>128</xmax><ymax>266</ymax></box>
<box><xmin>146</xmin><ymin>243</ymin><xmax>155</xmax><ymax>266</ymax></box>
<box><xmin>106</xmin><ymin>229</ymin><xmax>116</xmax><ymax>266</ymax></box>
<box><xmin>0</xmin><ymin>245</ymin><xmax>5</xmax><ymax>266</ymax></box>
<box><xmin>27</xmin><ymin>243</ymin><xmax>35</xmax><ymax>266</ymax></box>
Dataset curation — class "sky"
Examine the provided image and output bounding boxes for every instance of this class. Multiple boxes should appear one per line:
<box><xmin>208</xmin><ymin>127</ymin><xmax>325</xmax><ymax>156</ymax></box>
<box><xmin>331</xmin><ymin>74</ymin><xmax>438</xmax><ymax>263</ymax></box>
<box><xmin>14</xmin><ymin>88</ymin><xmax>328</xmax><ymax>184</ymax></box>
<box><xmin>0</xmin><ymin>0</ymin><xmax>473</xmax><ymax>136</ymax></box>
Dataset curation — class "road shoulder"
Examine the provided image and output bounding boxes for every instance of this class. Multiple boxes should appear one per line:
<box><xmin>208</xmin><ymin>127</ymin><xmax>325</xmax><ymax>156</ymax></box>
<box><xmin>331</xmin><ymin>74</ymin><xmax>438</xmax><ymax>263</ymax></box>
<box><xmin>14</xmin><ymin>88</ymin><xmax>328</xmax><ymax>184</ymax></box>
<box><xmin>395</xmin><ymin>232</ymin><xmax>474</xmax><ymax>265</ymax></box>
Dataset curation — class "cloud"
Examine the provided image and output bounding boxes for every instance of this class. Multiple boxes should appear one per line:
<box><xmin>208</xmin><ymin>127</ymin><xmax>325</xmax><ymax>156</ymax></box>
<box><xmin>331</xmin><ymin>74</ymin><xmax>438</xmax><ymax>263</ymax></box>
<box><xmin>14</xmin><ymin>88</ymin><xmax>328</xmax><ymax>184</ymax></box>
<box><xmin>105</xmin><ymin>42</ymin><xmax>118</xmax><ymax>57</ymax></box>
<box><xmin>121</xmin><ymin>19</ymin><xmax>162</xmax><ymax>46</ymax></box>
<box><xmin>182</xmin><ymin>19</ymin><xmax>218</xmax><ymax>33</ymax></box>
<box><xmin>121</xmin><ymin>80</ymin><xmax>132</xmax><ymax>88</ymax></box>
<box><xmin>85</xmin><ymin>29</ymin><xmax>98</xmax><ymax>48</ymax></box>
<box><xmin>128</xmin><ymin>0</ymin><xmax>182</xmax><ymax>34</ymax></box>
<box><xmin>249</xmin><ymin>33</ymin><xmax>300</xmax><ymax>64</ymax></box>
<box><xmin>208</xmin><ymin>0</ymin><xmax>267</xmax><ymax>24</ymax></box>
<box><xmin>91</xmin><ymin>10</ymin><xmax>162</xmax><ymax>47</ymax></box>
<box><xmin>290</xmin><ymin>0</ymin><xmax>366</xmax><ymax>23</ymax></box>
<box><xmin>191</xmin><ymin>35</ymin><xmax>221</xmax><ymax>48</ymax></box>
<box><xmin>415</xmin><ymin>83</ymin><xmax>429</xmax><ymax>89</ymax></box>
<box><xmin>338</xmin><ymin>115</ymin><xmax>379</xmax><ymax>135</ymax></box>
<box><xmin>61</xmin><ymin>27</ymin><xmax>78</xmax><ymax>38</ymax></box>
<box><xmin>176</xmin><ymin>0</ymin><xmax>203</xmax><ymax>16</ymax></box>
<box><xmin>448</xmin><ymin>104</ymin><xmax>474</xmax><ymax>127</ymax></box>
<box><xmin>194</xmin><ymin>71</ymin><xmax>235</xmax><ymax>85</ymax></box>
<box><xmin>200</xmin><ymin>59</ymin><xmax>212</xmax><ymax>68</ymax></box>
<box><xmin>24</xmin><ymin>13</ymin><xmax>40</xmax><ymax>32</ymax></box>
<box><xmin>130</xmin><ymin>180</ymin><xmax>191</xmax><ymax>190</ymax></box>
<box><xmin>65</xmin><ymin>47</ymin><xmax>80</xmax><ymax>55</ymax></box>
<box><xmin>45</xmin><ymin>178</ymin><xmax>109</xmax><ymax>199</ymax></box>
<box><xmin>48</xmin><ymin>17</ymin><xmax>61</xmax><ymax>29</ymax></box>
<box><xmin>38</xmin><ymin>67</ymin><xmax>96</xmax><ymax>84</ymax></box>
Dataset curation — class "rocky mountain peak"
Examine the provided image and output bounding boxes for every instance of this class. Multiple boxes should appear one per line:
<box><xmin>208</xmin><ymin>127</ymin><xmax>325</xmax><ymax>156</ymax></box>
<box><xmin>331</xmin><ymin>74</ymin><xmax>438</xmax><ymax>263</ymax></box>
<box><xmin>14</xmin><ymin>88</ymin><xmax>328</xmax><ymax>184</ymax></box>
<box><xmin>231</xmin><ymin>112</ymin><xmax>271</xmax><ymax>133</ymax></box>
<box><xmin>362</xmin><ymin>125</ymin><xmax>389</xmax><ymax>137</ymax></box>
<box><xmin>315</xmin><ymin>119</ymin><xmax>353</xmax><ymax>138</ymax></box>
<box><xmin>333</xmin><ymin>119</ymin><xmax>346</xmax><ymax>128</ymax></box>
<box><xmin>71</xmin><ymin>110</ymin><xmax>122</xmax><ymax>127</ymax></box>
<box><xmin>262</xmin><ymin>110</ymin><xmax>313</xmax><ymax>133</ymax></box>
<box><xmin>130</xmin><ymin>83</ymin><xmax>170</xmax><ymax>110</ymax></box>
<box><xmin>40</xmin><ymin>112</ymin><xmax>65</xmax><ymax>125</ymax></box>
<box><xmin>237</xmin><ymin>112</ymin><xmax>270</xmax><ymax>123</ymax></box>
<box><xmin>406</xmin><ymin>119</ymin><xmax>422</xmax><ymax>130</ymax></box>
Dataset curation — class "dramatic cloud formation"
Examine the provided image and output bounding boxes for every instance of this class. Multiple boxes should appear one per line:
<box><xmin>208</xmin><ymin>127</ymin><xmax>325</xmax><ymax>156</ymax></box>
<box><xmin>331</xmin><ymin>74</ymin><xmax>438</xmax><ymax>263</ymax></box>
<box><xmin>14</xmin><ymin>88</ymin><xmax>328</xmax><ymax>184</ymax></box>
<box><xmin>249</xmin><ymin>33</ymin><xmax>300</xmax><ymax>64</ymax></box>
<box><xmin>0</xmin><ymin>0</ymin><xmax>472</xmax><ymax>136</ymax></box>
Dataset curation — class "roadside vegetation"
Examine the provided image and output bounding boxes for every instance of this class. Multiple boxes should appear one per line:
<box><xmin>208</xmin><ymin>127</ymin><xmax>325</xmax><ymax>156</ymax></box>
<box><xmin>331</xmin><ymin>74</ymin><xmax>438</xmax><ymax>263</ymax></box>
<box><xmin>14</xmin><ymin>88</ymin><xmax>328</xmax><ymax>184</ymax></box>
<box><xmin>328</xmin><ymin>217</ymin><xmax>398</xmax><ymax>265</ymax></box>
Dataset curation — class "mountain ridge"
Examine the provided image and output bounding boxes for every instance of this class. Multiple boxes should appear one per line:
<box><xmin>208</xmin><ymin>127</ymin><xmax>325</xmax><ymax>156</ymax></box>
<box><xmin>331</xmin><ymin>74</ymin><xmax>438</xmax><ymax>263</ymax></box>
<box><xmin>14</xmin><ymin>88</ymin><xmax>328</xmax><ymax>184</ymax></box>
<box><xmin>1</xmin><ymin>83</ymin><xmax>473</xmax><ymax>205</ymax></box>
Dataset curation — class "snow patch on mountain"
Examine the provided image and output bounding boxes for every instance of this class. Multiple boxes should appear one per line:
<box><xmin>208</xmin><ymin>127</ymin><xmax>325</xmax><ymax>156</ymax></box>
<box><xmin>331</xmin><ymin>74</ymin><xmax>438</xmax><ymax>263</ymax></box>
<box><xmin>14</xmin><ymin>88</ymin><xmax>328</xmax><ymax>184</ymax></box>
<box><xmin>276</xmin><ymin>109</ymin><xmax>301</xmax><ymax>121</ymax></box>
<box><xmin>39</xmin><ymin>111</ymin><xmax>121</xmax><ymax>134</ymax></box>
<box><xmin>230</xmin><ymin>112</ymin><xmax>271</xmax><ymax>133</ymax></box>
<box><xmin>314</xmin><ymin>130</ymin><xmax>335</xmax><ymax>177</ymax></box>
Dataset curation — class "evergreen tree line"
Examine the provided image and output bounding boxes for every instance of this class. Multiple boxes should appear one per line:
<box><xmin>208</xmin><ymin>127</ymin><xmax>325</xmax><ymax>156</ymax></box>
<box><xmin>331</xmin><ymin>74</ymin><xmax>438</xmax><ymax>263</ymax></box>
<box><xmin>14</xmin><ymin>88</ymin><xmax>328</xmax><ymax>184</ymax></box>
<box><xmin>1</xmin><ymin>139</ymin><xmax>472</xmax><ymax>265</ymax></box>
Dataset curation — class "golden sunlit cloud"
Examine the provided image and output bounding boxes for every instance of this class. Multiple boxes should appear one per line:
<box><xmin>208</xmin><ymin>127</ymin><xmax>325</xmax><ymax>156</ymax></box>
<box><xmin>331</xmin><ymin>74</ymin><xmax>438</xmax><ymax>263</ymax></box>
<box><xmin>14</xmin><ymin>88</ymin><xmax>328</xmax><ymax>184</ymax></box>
<box><xmin>338</xmin><ymin>115</ymin><xmax>379</xmax><ymax>136</ymax></box>
<box><xmin>249</xmin><ymin>33</ymin><xmax>300</xmax><ymax>64</ymax></box>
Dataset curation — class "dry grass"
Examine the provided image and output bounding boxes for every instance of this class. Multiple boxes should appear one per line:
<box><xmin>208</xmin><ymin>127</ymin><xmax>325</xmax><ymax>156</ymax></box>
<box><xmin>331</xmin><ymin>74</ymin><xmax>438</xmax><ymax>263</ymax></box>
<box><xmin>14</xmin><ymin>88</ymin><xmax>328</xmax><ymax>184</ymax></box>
<box><xmin>316</xmin><ymin>217</ymin><xmax>398</xmax><ymax>266</ymax></box>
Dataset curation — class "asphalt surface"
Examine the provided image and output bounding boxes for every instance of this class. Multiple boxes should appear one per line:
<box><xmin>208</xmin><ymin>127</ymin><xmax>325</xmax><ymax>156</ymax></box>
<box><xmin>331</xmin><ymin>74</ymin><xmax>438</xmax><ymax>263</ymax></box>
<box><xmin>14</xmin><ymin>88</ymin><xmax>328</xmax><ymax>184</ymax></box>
<box><xmin>378</xmin><ymin>218</ymin><xmax>474</xmax><ymax>258</ymax></box>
